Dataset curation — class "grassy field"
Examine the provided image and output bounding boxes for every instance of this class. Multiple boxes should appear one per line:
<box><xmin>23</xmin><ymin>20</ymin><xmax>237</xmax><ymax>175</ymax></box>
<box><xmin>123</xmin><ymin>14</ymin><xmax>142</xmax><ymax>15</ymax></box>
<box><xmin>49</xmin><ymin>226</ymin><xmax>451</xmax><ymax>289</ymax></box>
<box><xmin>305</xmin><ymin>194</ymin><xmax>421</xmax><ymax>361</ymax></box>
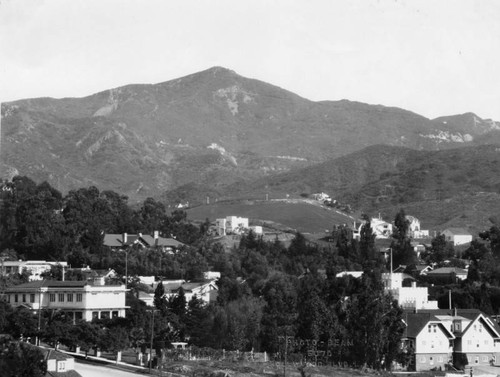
<box><xmin>186</xmin><ymin>199</ymin><xmax>358</xmax><ymax>234</ymax></box>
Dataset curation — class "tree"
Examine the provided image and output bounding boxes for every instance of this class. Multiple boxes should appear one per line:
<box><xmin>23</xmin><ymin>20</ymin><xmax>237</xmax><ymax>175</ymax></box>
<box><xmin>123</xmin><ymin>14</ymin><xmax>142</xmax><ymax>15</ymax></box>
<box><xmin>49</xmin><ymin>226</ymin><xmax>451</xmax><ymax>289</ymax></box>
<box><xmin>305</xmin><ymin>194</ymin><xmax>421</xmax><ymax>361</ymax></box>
<box><xmin>0</xmin><ymin>340</ymin><xmax>47</xmax><ymax>377</ymax></box>
<box><xmin>345</xmin><ymin>271</ymin><xmax>405</xmax><ymax>369</ymax></box>
<box><xmin>391</xmin><ymin>209</ymin><xmax>417</xmax><ymax>267</ymax></box>
<box><xmin>153</xmin><ymin>282</ymin><xmax>167</xmax><ymax>313</ymax></box>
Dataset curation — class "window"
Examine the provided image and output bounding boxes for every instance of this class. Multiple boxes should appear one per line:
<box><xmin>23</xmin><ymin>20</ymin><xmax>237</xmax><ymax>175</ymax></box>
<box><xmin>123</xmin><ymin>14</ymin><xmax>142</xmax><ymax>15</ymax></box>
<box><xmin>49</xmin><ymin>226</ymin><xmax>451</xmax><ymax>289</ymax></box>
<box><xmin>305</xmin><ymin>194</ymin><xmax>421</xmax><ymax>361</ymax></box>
<box><xmin>479</xmin><ymin>324</ymin><xmax>483</xmax><ymax>333</ymax></box>
<box><xmin>483</xmin><ymin>356</ymin><xmax>488</xmax><ymax>362</ymax></box>
<box><xmin>75</xmin><ymin>312</ymin><xmax>83</xmax><ymax>320</ymax></box>
<box><xmin>92</xmin><ymin>312</ymin><xmax>99</xmax><ymax>320</ymax></box>
<box><xmin>428</xmin><ymin>325</ymin><xmax>432</xmax><ymax>333</ymax></box>
<box><xmin>439</xmin><ymin>356</ymin><xmax>443</xmax><ymax>362</ymax></box>
<box><xmin>14</xmin><ymin>294</ymin><xmax>18</xmax><ymax>303</ymax></box>
<box><xmin>30</xmin><ymin>294</ymin><xmax>35</xmax><ymax>303</ymax></box>
<box><xmin>50</xmin><ymin>294</ymin><xmax>55</xmax><ymax>302</ymax></box>
<box><xmin>67</xmin><ymin>293</ymin><xmax>73</xmax><ymax>302</ymax></box>
<box><xmin>112</xmin><ymin>311</ymin><xmax>118</xmax><ymax>318</ymax></box>
<box><xmin>76</xmin><ymin>293</ymin><xmax>82</xmax><ymax>302</ymax></box>
<box><xmin>22</xmin><ymin>294</ymin><xmax>26</xmax><ymax>302</ymax></box>
<box><xmin>58</xmin><ymin>361</ymin><xmax>65</xmax><ymax>371</ymax></box>
<box><xmin>58</xmin><ymin>293</ymin><xmax>64</xmax><ymax>302</ymax></box>
<box><xmin>468</xmin><ymin>340</ymin><xmax>472</xmax><ymax>345</ymax></box>
<box><xmin>475</xmin><ymin>357</ymin><xmax>479</xmax><ymax>364</ymax></box>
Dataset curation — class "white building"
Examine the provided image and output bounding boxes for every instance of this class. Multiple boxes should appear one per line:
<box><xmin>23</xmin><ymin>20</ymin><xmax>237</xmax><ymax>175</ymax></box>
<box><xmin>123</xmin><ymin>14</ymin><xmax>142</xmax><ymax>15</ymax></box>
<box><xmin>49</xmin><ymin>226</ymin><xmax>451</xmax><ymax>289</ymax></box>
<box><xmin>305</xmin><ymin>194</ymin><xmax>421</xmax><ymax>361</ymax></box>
<box><xmin>442</xmin><ymin>228</ymin><xmax>473</xmax><ymax>246</ymax></box>
<box><xmin>382</xmin><ymin>272</ymin><xmax>438</xmax><ymax>310</ymax></box>
<box><xmin>1</xmin><ymin>260</ymin><xmax>68</xmax><ymax>281</ymax></box>
<box><xmin>5</xmin><ymin>279</ymin><xmax>128</xmax><ymax>322</ymax></box>
<box><xmin>215</xmin><ymin>216</ymin><xmax>249</xmax><ymax>235</ymax></box>
<box><xmin>406</xmin><ymin>215</ymin><xmax>430</xmax><ymax>238</ymax></box>
<box><xmin>353</xmin><ymin>217</ymin><xmax>393</xmax><ymax>239</ymax></box>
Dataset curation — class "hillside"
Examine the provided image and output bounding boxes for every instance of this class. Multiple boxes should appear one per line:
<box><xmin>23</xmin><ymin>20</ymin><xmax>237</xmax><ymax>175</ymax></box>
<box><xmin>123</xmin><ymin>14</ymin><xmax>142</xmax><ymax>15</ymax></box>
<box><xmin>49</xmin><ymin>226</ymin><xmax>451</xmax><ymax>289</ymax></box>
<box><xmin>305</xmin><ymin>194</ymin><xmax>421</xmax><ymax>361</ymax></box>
<box><xmin>2</xmin><ymin>66</ymin><xmax>498</xmax><ymax>203</ymax></box>
<box><xmin>186</xmin><ymin>198</ymin><xmax>357</xmax><ymax>234</ymax></box>
<box><xmin>215</xmin><ymin>144</ymin><xmax>500</xmax><ymax>231</ymax></box>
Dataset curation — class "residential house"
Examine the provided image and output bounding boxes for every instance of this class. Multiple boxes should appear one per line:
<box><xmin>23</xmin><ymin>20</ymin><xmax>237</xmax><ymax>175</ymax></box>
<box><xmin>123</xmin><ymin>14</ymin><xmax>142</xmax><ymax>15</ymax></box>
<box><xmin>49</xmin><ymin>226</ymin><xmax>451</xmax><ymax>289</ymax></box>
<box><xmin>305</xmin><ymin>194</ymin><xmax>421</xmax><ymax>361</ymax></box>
<box><xmin>152</xmin><ymin>278</ymin><xmax>219</xmax><ymax>306</ymax></box>
<box><xmin>406</xmin><ymin>216</ymin><xmax>430</xmax><ymax>238</ymax></box>
<box><xmin>43</xmin><ymin>347</ymin><xmax>81</xmax><ymax>377</ymax></box>
<box><xmin>416</xmin><ymin>309</ymin><xmax>500</xmax><ymax>368</ymax></box>
<box><xmin>425</xmin><ymin>267</ymin><xmax>468</xmax><ymax>284</ymax></box>
<box><xmin>1</xmin><ymin>260</ymin><xmax>68</xmax><ymax>281</ymax></box>
<box><xmin>215</xmin><ymin>216</ymin><xmax>249</xmax><ymax>236</ymax></box>
<box><xmin>402</xmin><ymin>312</ymin><xmax>455</xmax><ymax>371</ymax></box>
<box><xmin>353</xmin><ymin>216</ymin><xmax>393</xmax><ymax>239</ymax></box>
<box><xmin>5</xmin><ymin>279</ymin><xmax>128</xmax><ymax>322</ymax></box>
<box><xmin>442</xmin><ymin>228</ymin><xmax>473</xmax><ymax>246</ymax></box>
<box><xmin>103</xmin><ymin>231</ymin><xmax>184</xmax><ymax>252</ymax></box>
<box><xmin>382</xmin><ymin>273</ymin><xmax>438</xmax><ymax>310</ymax></box>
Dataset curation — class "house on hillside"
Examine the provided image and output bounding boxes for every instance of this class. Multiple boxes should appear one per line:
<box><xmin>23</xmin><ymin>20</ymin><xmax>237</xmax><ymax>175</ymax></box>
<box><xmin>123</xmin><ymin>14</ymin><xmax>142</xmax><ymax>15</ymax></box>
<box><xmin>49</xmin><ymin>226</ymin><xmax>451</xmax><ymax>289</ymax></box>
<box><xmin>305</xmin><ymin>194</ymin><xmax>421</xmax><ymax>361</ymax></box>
<box><xmin>442</xmin><ymin>228</ymin><xmax>473</xmax><ymax>246</ymax></box>
<box><xmin>425</xmin><ymin>267</ymin><xmax>468</xmax><ymax>284</ymax></box>
<box><xmin>353</xmin><ymin>216</ymin><xmax>393</xmax><ymax>239</ymax></box>
<box><xmin>406</xmin><ymin>215</ymin><xmax>430</xmax><ymax>238</ymax></box>
<box><xmin>401</xmin><ymin>312</ymin><xmax>455</xmax><ymax>371</ymax></box>
<box><xmin>43</xmin><ymin>347</ymin><xmax>80</xmax><ymax>376</ymax></box>
<box><xmin>215</xmin><ymin>216</ymin><xmax>249</xmax><ymax>236</ymax></box>
<box><xmin>103</xmin><ymin>231</ymin><xmax>185</xmax><ymax>252</ymax></box>
<box><xmin>153</xmin><ymin>278</ymin><xmax>219</xmax><ymax>306</ymax></box>
<box><xmin>1</xmin><ymin>260</ymin><xmax>68</xmax><ymax>281</ymax></box>
<box><xmin>382</xmin><ymin>273</ymin><xmax>438</xmax><ymax>310</ymax></box>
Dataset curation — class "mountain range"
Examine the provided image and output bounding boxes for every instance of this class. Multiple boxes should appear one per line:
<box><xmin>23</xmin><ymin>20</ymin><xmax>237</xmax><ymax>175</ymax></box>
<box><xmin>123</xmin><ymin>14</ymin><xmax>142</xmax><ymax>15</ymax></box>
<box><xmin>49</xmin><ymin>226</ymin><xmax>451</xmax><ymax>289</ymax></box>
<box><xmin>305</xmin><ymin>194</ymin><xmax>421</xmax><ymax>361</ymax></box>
<box><xmin>2</xmin><ymin>66</ymin><xmax>500</xmax><ymax>230</ymax></box>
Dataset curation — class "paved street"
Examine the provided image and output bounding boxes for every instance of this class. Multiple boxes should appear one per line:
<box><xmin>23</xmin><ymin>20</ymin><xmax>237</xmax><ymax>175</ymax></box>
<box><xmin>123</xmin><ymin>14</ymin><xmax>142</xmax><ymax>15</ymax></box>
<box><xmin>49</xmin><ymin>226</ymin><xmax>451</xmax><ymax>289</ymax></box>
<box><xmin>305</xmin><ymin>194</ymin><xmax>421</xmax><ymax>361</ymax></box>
<box><xmin>74</xmin><ymin>360</ymin><xmax>146</xmax><ymax>377</ymax></box>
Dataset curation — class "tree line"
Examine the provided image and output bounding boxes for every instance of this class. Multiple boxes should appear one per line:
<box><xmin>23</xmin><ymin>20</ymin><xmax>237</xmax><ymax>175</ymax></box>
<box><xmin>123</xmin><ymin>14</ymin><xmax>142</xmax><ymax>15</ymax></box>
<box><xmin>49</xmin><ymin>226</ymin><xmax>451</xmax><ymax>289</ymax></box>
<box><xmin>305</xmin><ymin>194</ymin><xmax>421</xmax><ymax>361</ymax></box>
<box><xmin>2</xmin><ymin>176</ymin><xmax>500</xmax><ymax>370</ymax></box>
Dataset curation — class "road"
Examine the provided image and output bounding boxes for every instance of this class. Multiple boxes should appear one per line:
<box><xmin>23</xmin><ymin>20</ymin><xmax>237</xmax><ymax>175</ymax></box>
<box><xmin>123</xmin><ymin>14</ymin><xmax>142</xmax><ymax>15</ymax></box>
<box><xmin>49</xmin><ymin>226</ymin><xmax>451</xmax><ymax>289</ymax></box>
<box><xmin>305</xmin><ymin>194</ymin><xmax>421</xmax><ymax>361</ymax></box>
<box><xmin>74</xmin><ymin>360</ymin><xmax>146</xmax><ymax>377</ymax></box>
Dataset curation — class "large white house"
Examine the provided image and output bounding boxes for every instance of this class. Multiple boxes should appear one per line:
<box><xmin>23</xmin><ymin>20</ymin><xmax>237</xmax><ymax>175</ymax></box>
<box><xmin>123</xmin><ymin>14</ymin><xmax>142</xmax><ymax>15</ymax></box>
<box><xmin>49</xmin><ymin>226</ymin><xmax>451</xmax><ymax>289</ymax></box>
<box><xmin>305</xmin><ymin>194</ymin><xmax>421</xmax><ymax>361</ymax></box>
<box><xmin>442</xmin><ymin>228</ymin><xmax>473</xmax><ymax>246</ymax></box>
<box><xmin>353</xmin><ymin>217</ymin><xmax>393</xmax><ymax>239</ymax></box>
<box><xmin>5</xmin><ymin>279</ymin><xmax>128</xmax><ymax>322</ymax></box>
<box><xmin>215</xmin><ymin>216</ymin><xmax>249</xmax><ymax>235</ymax></box>
<box><xmin>402</xmin><ymin>312</ymin><xmax>455</xmax><ymax>371</ymax></box>
<box><xmin>403</xmin><ymin>309</ymin><xmax>500</xmax><ymax>371</ymax></box>
<box><xmin>382</xmin><ymin>272</ymin><xmax>438</xmax><ymax>310</ymax></box>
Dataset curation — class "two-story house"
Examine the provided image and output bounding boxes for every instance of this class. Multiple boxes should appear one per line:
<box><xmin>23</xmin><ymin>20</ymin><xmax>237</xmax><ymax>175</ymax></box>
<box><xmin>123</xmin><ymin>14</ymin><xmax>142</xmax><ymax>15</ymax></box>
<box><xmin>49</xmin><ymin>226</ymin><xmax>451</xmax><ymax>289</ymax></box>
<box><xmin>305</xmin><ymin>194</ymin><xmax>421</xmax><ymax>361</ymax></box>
<box><xmin>434</xmin><ymin>309</ymin><xmax>500</xmax><ymax>366</ymax></box>
<box><xmin>402</xmin><ymin>312</ymin><xmax>455</xmax><ymax>371</ymax></box>
<box><xmin>5</xmin><ymin>278</ymin><xmax>128</xmax><ymax>322</ymax></box>
<box><xmin>404</xmin><ymin>309</ymin><xmax>500</xmax><ymax>370</ymax></box>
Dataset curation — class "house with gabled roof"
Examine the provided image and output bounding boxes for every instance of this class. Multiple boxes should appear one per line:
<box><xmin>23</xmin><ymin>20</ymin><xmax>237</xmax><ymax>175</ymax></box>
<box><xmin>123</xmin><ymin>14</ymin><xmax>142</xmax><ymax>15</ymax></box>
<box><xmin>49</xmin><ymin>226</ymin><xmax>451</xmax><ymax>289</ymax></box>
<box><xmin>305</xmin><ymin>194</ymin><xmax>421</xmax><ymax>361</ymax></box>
<box><xmin>402</xmin><ymin>312</ymin><xmax>455</xmax><ymax>371</ymax></box>
<box><xmin>103</xmin><ymin>231</ymin><xmax>185</xmax><ymax>252</ymax></box>
<box><xmin>435</xmin><ymin>309</ymin><xmax>500</xmax><ymax>367</ymax></box>
<box><xmin>426</xmin><ymin>267</ymin><xmax>468</xmax><ymax>284</ymax></box>
<box><xmin>405</xmin><ymin>309</ymin><xmax>500</xmax><ymax>369</ymax></box>
<box><xmin>442</xmin><ymin>228</ymin><xmax>473</xmax><ymax>246</ymax></box>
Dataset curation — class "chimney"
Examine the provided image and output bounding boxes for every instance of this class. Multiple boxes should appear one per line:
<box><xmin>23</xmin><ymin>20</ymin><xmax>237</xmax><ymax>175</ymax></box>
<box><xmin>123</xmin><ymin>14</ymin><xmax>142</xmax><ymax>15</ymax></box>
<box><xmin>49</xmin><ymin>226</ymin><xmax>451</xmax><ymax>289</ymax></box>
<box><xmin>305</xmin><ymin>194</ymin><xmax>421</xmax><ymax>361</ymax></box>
<box><xmin>62</xmin><ymin>265</ymin><xmax>65</xmax><ymax>282</ymax></box>
<box><xmin>122</xmin><ymin>233</ymin><xmax>128</xmax><ymax>244</ymax></box>
<box><xmin>154</xmin><ymin>230</ymin><xmax>159</xmax><ymax>246</ymax></box>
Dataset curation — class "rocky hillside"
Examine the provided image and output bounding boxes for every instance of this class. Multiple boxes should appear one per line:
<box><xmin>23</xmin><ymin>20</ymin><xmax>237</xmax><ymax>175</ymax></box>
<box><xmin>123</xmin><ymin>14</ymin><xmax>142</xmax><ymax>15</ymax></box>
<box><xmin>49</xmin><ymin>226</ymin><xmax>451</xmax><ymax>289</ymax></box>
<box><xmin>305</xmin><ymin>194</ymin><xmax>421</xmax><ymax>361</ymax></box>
<box><xmin>1</xmin><ymin>66</ymin><xmax>499</xmax><ymax>202</ymax></box>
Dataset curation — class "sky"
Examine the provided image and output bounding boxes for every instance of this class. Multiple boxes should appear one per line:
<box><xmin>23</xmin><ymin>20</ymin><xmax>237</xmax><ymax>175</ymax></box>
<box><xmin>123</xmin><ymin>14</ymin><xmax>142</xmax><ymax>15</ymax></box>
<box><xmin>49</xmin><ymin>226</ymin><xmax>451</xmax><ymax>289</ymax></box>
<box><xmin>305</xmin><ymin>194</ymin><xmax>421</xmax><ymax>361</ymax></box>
<box><xmin>1</xmin><ymin>0</ymin><xmax>500</xmax><ymax>120</ymax></box>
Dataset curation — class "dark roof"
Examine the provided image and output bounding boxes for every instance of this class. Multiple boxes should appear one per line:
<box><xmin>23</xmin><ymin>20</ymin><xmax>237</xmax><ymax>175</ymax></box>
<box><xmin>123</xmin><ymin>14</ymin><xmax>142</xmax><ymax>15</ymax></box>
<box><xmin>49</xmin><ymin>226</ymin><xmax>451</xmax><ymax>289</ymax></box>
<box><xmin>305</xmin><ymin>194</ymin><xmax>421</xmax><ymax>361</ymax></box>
<box><xmin>403</xmin><ymin>312</ymin><xmax>454</xmax><ymax>339</ymax></box>
<box><xmin>426</xmin><ymin>267</ymin><xmax>468</xmax><ymax>275</ymax></box>
<box><xmin>443</xmin><ymin>228</ymin><xmax>472</xmax><ymax>236</ymax></box>
<box><xmin>104</xmin><ymin>233</ymin><xmax>185</xmax><ymax>248</ymax></box>
<box><xmin>6</xmin><ymin>280</ymin><xmax>89</xmax><ymax>290</ymax></box>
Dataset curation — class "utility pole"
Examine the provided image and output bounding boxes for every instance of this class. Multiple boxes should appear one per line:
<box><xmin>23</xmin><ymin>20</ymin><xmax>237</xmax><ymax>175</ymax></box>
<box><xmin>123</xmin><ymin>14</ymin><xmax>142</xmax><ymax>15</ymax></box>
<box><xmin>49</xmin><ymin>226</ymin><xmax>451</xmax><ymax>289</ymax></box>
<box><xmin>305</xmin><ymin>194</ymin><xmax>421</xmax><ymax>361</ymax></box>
<box><xmin>149</xmin><ymin>309</ymin><xmax>156</xmax><ymax>374</ymax></box>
